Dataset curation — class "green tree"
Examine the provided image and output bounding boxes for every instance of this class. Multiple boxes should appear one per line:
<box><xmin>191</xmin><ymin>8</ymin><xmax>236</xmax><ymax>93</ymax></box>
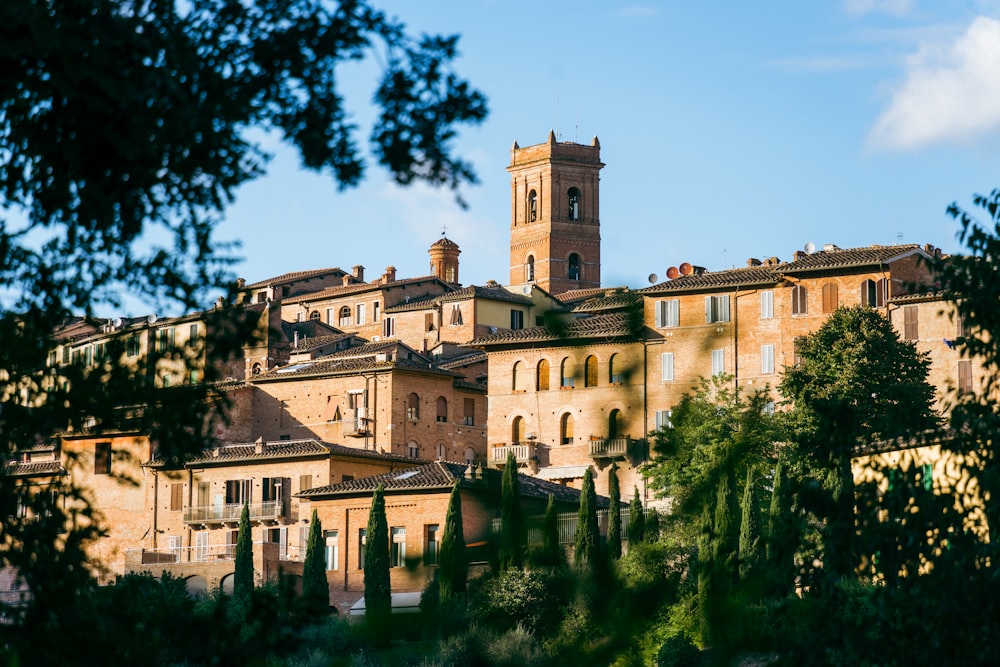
<box><xmin>438</xmin><ymin>482</ymin><xmax>467</xmax><ymax>600</ymax></box>
<box><xmin>301</xmin><ymin>509</ymin><xmax>328</xmax><ymax>616</ymax></box>
<box><xmin>628</xmin><ymin>487</ymin><xmax>645</xmax><ymax>546</ymax></box>
<box><xmin>574</xmin><ymin>468</ymin><xmax>600</xmax><ymax>573</ymax></box>
<box><xmin>541</xmin><ymin>493</ymin><xmax>562</xmax><ymax>568</ymax></box>
<box><xmin>738</xmin><ymin>467</ymin><xmax>763</xmax><ymax>581</ymax></box>
<box><xmin>780</xmin><ymin>305</ymin><xmax>937</xmax><ymax>581</ymax></box>
<box><xmin>234</xmin><ymin>503</ymin><xmax>254</xmax><ymax>601</ymax></box>
<box><xmin>766</xmin><ymin>451</ymin><xmax>795</xmax><ymax>596</ymax></box>
<box><xmin>364</xmin><ymin>485</ymin><xmax>391</xmax><ymax>625</ymax></box>
<box><xmin>498</xmin><ymin>450</ymin><xmax>525</xmax><ymax>571</ymax></box>
<box><xmin>607</xmin><ymin>461</ymin><xmax>622</xmax><ymax>561</ymax></box>
<box><xmin>645</xmin><ymin>508</ymin><xmax>661</xmax><ymax>543</ymax></box>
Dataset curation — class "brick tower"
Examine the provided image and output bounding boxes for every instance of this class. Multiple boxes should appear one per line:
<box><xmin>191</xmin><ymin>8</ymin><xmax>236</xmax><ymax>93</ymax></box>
<box><xmin>429</xmin><ymin>235</ymin><xmax>460</xmax><ymax>285</ymax></box>
<box><xmin>507</xmin><ymin>131</ymin><xmax>604</xmax><ymax>295</ymax></box>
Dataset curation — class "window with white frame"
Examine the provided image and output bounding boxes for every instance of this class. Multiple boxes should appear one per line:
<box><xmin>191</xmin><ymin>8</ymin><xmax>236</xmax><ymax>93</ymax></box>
<box><xmin>326</xmin><ymin>308</ymin><xmax>335</xmax><ymax>326</ymax></box>
<box><xmin>383</xmin><ymin>317</ymin><xmax>395</xmax><ymax>337</ymax></box>
<box><xmin>760</xmin><ymin>290</ymin><xmax>774</xmax><ymax>319</ymax></box>
<box><xmin>325</xmin><ymin>530</ymin><xmax>339</xmax><ymax>570</ymax></box>
<box><xmin>356</xmin><ymin>303</ymin><xmax>365</xmax><ymax>325</ymax></box>
<box><xmin>655</xmin><ymin>409</ymin><xmax>673</xmax><ymax>430</ymax></box>
<box><xmin>761</xmin><ymin>344</ymin><xmax>775</xmax><ymax>374</ymax></box>
<box><xmin>426</xmin><ymin>524</ymin><xmax>440</xmax><ymax>565</ymax></box>
<box><xmin>655</xmin><ymin>299</ymin><xmax>679</xmax><ymax>328</ymax></box>
<box><xmin>791</xmin><ymin>285</ymin><xmax>808</xmax><ymax>315</ymax></box>
<box><xmin>661</xmin><ymin>352</ymin><xmax>674</xmax><ymax>382</ymax></box>
<box><xmin>390</xmin><ymin>527</ymin><xmax>406</xmax><ymax>567</ymax></box>
<box><xmin>711</xmin><ymin>349</ymin><xmax>725</xmax><ymax>376</ymax></box>
<box><xmin>705</xmin><ymin>295</ymin><xmax>730</xmax><ymax>323</ymax></box>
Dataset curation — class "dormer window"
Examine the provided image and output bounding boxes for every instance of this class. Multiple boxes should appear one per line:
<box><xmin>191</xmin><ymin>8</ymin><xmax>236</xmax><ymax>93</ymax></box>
<box><xmin>568</xmin><ymin>187</ymin><xmax>581</xmax><ymax>221</ymax></box>
<box><xmin>528</xmin><ymin>190</ymin><xmax>538</xmax><ymax>222</ymax></box>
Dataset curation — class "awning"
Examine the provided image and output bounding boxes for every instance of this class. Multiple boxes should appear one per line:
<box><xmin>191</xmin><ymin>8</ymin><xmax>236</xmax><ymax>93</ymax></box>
<box><xmin>535</xmin><ymin>465</ymin><xmax>589</xmax><ymax>480</ymax></box>
<box><xmin>349</xmin><ymin>591</ymin><xmax>423</xmax><ymax>616</ymax></box>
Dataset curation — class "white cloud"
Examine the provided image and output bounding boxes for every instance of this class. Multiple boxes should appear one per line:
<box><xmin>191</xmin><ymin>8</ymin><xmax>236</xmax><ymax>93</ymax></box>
<box><xmin>869</xmin><ymin>16</ymin><xmax>1000</xmax><ymax>150</ymax></box>
<box><xmin>845</xmin><ymin>0</ymin><xmax>914</xmax><ymax>16</ymax></box>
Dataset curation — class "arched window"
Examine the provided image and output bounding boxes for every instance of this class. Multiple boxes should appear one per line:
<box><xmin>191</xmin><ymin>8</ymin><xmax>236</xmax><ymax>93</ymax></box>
<box><xmin>584</xmin><ymin>355</ymin><xmax>598</xmax><ymax>387</ymax></box>
<box><xmin>407</xmin><ymin>441</ymin><xmax>419</xmax><ymax>458</ymax></box>
<box><xmin>512</xmin><ymin>416</ymin><xmax>525</xmax><ymax>444</ymax></box>
<box><xmin>568</xmin><ymin>187</ymin><xmax>581</xmax><ymax>221</ymax></box>
<box><xmin>821</xmin><ymin>283</ymin><xmax>838</xmax><ymax>313</ymax></box>
<box><xmin>528</xmin><ymin>189</ymin><xmax>538</xmax><ymax>222</ymax></box>
<box><xmin>309</xmin><ymin>310</ymin><xmax>321</xmax><ymax>321</ymax></box>
<box><xmin>609</xmin><ymin>353</ymin><xmax>622</xmax><ymax>384</ymax></box>
<box><xmin>526</xmin><ymin>255</ymin><xmax>535</xmax><ymax>282</ymax></box>
<box><xmin>560</xmin><ymin>413</ymin><xmax>574</xmax><ymax>445</ymax></box>
<box><xmin>251</xmin><ymin>362</ymin><xmax>262</xmax><ymax>376</ymax></box>
<box><xmin>407</xmin><ymin>393</ymin><xmax>420</xmax><ymax>420</ymax></box>
<box><xmin>436</xmin><ymin>396</ymin><xmax>448</xmax><ymax>423</ymax></box>
<box><xmin>791</xmin><ymin>284</ymin><xmax>808</xmax><ymax>315</ymax></box>
<box><xmin>464</xmin><ymin>447</ymin><xmax>476</xmax><ymax>465</ymax></box>
<box><xmin>536</xmin><ymin>358</ymin><xmax>550</xmax><ymax>391</ymax></box>
<box><xmin>446</xmin><ymin>265</ymin><xmax>456</xmax><ymax>283</ymax></box>
<box><xmin>560</xmin><ymin>357</ymin><xmax>574</xmax><ymax>388</ymax></box>
<box><xmin>609</xmin><ymin>409</ymin><xmax>623</xmax><ymax>439</ymax></box>
<box><xmin>338</xmin><ymin>306</ymin><xmax>351</xmax><ymax>327</ymax></box>
<box><xmin>436</xmin><ymin>443</ymin><xmax>446</xmax><ymax>460</ymax></box>
<box><xmin>568</xmin><ymin>253</ymin><xmax>580</xmax><ymax>281</ymax></box>
<box><xmin>512</xmin><ymin>361</ymin><xmax>523</xmax><ymax>391</ymax></box>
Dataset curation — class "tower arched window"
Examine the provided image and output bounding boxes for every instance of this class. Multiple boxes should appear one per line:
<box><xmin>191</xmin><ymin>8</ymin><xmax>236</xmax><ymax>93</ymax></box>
<box><xmin>338</xmin><ymin>306</ymin><xmax>351</xmax><ymax>327</ymax></box>
<box><xmin>536</xmin><ymin>358</ymin><xmax>550</xmax><ymax>391</ymax></box>
<box><xmin>512</xmin><ymin>361</ymin><xmax>523</xmax><ymax>392</ymax></box>
<box><xmin>560</xmin><ymin>412</ymin><xmax>574</xmax><ymax>445</ymax></box>
<box><xmin>407</xmin><ymin>393</ymin><xmax>420</xmax><ymax>420</ymax></box>
<box><xmin>609</xmin><ymin>353</ymin><xmax>622</xmax><ymax>384</ymax></box>
<box><xmin>528</xmin><ymin>190</ymin><xmax>538</xmax><ymax>222</ymax></box>
<box><xmin>309</xmin><ymin>310</ymin><xmax>321</xmax><ymax>321</ymax></box>
<box><xmin>568</xmin><ymin>253</ymin><xmax>581</xmax><ymax>281</ymax></box>
<box><xmin>436</xmin><ymin>396</ymin><xmax>448</xmax><ymax>423</ymax></box>
<box><xmin>609</xmin><ymin>409</ymin><xmax>623</xmax><ymax>439</ymax></box>
<box><xmin>568</xmin><ymin>187</ymin><xmax>581</xmax><ymax>221</ymax></box>
<box><xmin>584</xmin><ymin>355</ymin><xmax>598</xmax><ymax>387</ymax></box>
<box><xmin>512</xmin><ymin>416</ymin><xmax>525</xmax><ymax>444</ymax></box>
<box><xmin>526</xmin><ymin>255</ymin><xmax>535</xmax><ymax>282</ymax></box>
<box><xmin>560</xmin><ymin>357</ymin><xmax>574</xmax><ymax>388</ymax></box>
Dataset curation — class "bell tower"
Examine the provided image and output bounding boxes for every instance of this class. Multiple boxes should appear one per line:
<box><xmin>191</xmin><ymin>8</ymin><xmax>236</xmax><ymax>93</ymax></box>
<box><xmin>507</xmin><ymin>131</ymin><xmax>603</xmax><ymax>295</ymax></box>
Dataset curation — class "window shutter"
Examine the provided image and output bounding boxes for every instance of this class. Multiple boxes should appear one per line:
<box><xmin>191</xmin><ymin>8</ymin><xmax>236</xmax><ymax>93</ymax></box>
<box><xmin>705</xmin><ymin>296</ymin><xmax>713</xmax><ymax>323</ymax></box>
<box><xmin>720</xmin><ymin>296</ymin><xmax>730</xmax><ymax>322</ymax></box>
<box><xmin>661</xmin><ymin>352</ymin><xmax>674</xmax><ymax>381</ymax></box>
<box><xmin>904</xmin><ymin>306</ymin><xmax>919</xmax><ymax>341</ymax></box>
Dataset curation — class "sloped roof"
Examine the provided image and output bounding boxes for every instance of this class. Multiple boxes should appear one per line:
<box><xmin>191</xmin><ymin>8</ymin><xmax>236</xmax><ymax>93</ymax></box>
<box><xmin>640</xmin><ymin>266</ymin><xmax>779</xmax><ymax>294</ymax></box>
<box><xmin>780</xmin><ymin>244</ymin><xmax>927</xmax><ymax>273</ymax></box>
<box><xmin>290</xmin><ymin>275</ymin><xmax>451</xmax><ymax>305</ymax></box>
<box><xmin>147</xmin><ymin>439</ymin><xmax>415</xmax><ymax>468</ymax></box>
<box><xmin>245</xmin><ymin>268</ymin><xmax>345</xmax><ymax>290</ymax></box>
<box><xmin>384</xmin><ymin>285</ymin><xmax>533</xmax><ymax>313</ymax></box>
<box><xmin>571</xmin><ymin>289</ymin><xmax>642</xmax><ymax>313</ymax></box>
<box><xmin>298</xmin><ymin>460</ymin><xmax>608</xmax><ymax>508</ymax></box>
<box><xmin>3</xmin><ymin>460</ymin><xmax>65</xmax><ymax>478</ymax></box>
<box><xmin>468</xmin><ymin>311</ymin><xmax>642</xmax><ymax>347</ymax></box>
<box><xmin>555</xmin><ymin>288</ymin><xmax>605</xmax><ymax>307</ymax></box>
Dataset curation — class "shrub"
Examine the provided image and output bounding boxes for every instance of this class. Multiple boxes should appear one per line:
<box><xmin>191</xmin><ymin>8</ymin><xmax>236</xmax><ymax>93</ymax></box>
<box><xmin>657</xmin><ymin>633</ymin><xmax>703</xmax><ymax>667</ymax></box>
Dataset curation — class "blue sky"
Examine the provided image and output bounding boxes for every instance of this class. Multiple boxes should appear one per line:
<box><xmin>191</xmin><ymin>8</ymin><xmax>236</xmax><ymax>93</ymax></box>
<box><xmin>216</xmin><ymin>0</ymin><xmax>1000</xmax><ymax>296</ymax></box>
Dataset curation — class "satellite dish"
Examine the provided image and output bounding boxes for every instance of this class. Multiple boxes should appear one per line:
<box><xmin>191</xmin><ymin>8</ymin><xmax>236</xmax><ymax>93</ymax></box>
<box><xmin>147</xmin><ymin>314</ymin><xmax>158</xmax><ymax>324</ymax></box>
<box><xmin>112</xmin><ymin>317</ymin><xmax>123</xmax><ymax>329</ymax></box>
<box><xmin>522</xmin><ymin>285</ymin><xmax>532</xmax><ymax>295</ymax></box>
<box><xmin>679</xmin><ymin>262</ymin><xmax>693</xmax><ymax>275</ymax></box>
<box><xmin>804</xmin><ymin>242</ymin><xmax>816</xmax><ymax>254</ymax></box>
<box><xmin>666</xmin><ymin>266</ymin><xmax>679</xmax><ymax>280</ymax></box>
<box><xmin>647</xmin><ymin>273</ymin><xmax>658</xmax><ymax>284</ymax></box>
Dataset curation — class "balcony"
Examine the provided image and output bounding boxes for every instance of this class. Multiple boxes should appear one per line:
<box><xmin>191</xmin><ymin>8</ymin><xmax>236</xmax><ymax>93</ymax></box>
<box><xmin>588</xmin><ymin>437</ymin><xmax>635</xmax><ymax>459</ymax></box>
<box><xmin>183</xmin><ymin>501</ymin><xmax>284</xmax><ymax>525</ymax></box>
<box><xmin>490</xmin><ymin>442</ymin><xmax>536</xmax><ymax>466</ymax></box>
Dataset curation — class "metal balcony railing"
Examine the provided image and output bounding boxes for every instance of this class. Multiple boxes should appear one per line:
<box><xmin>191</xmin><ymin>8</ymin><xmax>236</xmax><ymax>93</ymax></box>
<box><xmin>183</xmin><ymin>501</ymin><xmax>284</xmax><ymax>524</ymax></box>
<box><xmin>489</xmin><ymin>443</ymin><xmax>536</xmax><ymax>466</ymax></box>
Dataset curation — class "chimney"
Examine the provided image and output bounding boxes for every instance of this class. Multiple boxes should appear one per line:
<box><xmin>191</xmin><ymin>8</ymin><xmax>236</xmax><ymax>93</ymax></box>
<box><xmin>255</xmin><ymin>436</ymin><xmax>265</xmax><ymax>455</ymax></box>
<box><xmin>383</xmin><ymin>266</ymin><xmax>397</xmax><ymax>283</ymax></box>
<box><xmin>342</xmin><ymin>275</ymin><xmax>352</xmax><ymax>286</ymax></box>
<box><xmin>746</xmin><ymin>257</ymin><xmax>761</xmax><ymax>267</ymax></box>
<box><xmin>293</xmin><ymin>331</ymin><xmax>299</xmax><ymax>349</ymax></box>
<box><xmin>352</xmin><ymin>265</ymin><xmax>365</xmax><ymax>281</ymax></box>
<box><xmin>793</xmin><ymin>250</ymin><xmax>806</xmax><ymax>261</ymax></box>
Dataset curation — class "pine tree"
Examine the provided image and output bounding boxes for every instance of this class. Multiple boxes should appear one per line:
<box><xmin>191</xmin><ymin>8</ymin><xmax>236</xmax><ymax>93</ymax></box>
<box><xmin>739</xmin><ymin>467</ymin><xmax>763</xmax><ymax>580</ymax></box>
<box><xmin>714</xmin><ymin>468</ymin><xmax>739</xmax><ymax>593</ymax></box>
<box><xmin>301</xmin><ymin>509</ymin><xmax>329</xmax><ymax>616</ymax></box>
<box><xmin>628</xmin><ymin>486</ymin><xmax>645</xmax><ymax>547</ymax></box>
<box><xmin>364</xmin><ymin>485</ymin><xmax>391</xmax><ymax>625</ymax></box>
<box><xmin>541</xmin><ymin>493</ymin><xmax>562</xmax><ymax>567</ymax></box>
<box><xmin>574</xmin><ymin>468</ymin><xmax>600</xmax><ymax>573</ymax></box>
<box><xmin>607</xmin><ymin>462</ymin><xmax>622</xmax><ymax>561</ymax></box>
<box><xmin>438</xmin><ymin>482</ymin><xmax>466</xmax><ymax>600</ymax></box>
<box><xmin>498</xmin><ymin>451</ymin><xmax>525</xmax><ymax>570</ymax></box>
<box><xmin>233</xmin><ymin>503</ymin><xmax>254</xmax><ymax>601</ymax></box>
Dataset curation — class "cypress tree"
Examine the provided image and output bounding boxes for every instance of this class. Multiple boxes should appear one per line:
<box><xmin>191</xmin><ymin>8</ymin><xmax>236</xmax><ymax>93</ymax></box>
<box><xmin>574</xmin><ymin>468</ymin><xmax>600</xmax><ymax>572</ymax></box>
<box><xmin>364</xmin><ymin>484</ymin><xmax>391</xmax><ymax>624</ymax></box>
<box><xmin>498</xmin><ymin>451</ymin><xmax>525</xmax><ymax>570</ymax></box>
<box><xmin>628</xmin><ymin>486</ymin><xmax>645</xmax><ymax>547</ymax></box>
<box><xmin>541</xmin><ymin>493</ymin><xmax>562</xmax><ymax>567</ymax></box>
<box><xmin>645</xmin><ymin>508</ymin><xmax>660</xmax><ymax>543</ymax></box>
<box><xmin>714</xmin><ymin>467</ymin><xmax>739</xmax><ymax>592</ymax></box>
<box><xmin>301</xmin><ymin>509</ymin><xmax>329</xmax><ymax>616</ymax></box>
<box><xmin>438</xmin><ymin>482</ymin><xmax>466</xmax><ymax>600</ymax></box>
<box><xmin>739</xmin><ymin>466</ymin><xmax>763</xmax><ymax>580</ymax></box>
<box><xmin>607</xmin><ymin>462</ymin><xmax>622</xmax><ymax>561</ymax></box>
<box><xmin>233</xmin><ymin>503</ymin><xmax>253</xmax><ymax>601</ymax></box>
<box><xmin>697</xmin><ymin>502</ymin><xmax>715</xmax><ymax>647</ymax></box>
<box><xmin>767</xmin><ymin>453</ymin><xmax>795</xmax><ymax>596</ymax></box>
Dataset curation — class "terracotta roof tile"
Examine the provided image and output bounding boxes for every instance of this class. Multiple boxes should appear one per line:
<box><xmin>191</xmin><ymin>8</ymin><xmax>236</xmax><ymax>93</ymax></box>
<box><xmin>384</xmin><ymin>285</ymin><xmax>532</xmax><ymax>313</ymax></box>
<box><xmin>245</xmin><ymin>268</ymin><xmax>345</xmax><ymax>290</ymax></box>
<box><xmin>290</xmin><ymin>276</ymin><xmax>448</xmax><ymax>305</ymax></box>
<box><xmin>640</xmin><ymin>266</ymin><xmax>779</xmax><ymax>294</ymax></box>
<box><xmin>468</xmin><ymin>311</ymin><xmax>641</xmax><ymax>347</ymax></box>
<box><xmin>780</xmin><ymin>244</ymin><xmax>927</xmax><ymax>273</ymax></box>
<box><xmin>571</xmin><ymin>289</ymin><xmax>642</xmax><ymax>313</ymax></box>
<box><xmin>3</xmin><ymin>460</ymin><xmax>65</xmax><ymax>477</ymax></box>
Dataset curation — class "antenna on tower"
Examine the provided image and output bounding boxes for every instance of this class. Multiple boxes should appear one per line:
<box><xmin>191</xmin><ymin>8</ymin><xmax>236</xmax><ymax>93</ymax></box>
<box><xmin>441</xmin><ymin>224</ymin><xmax>447</xmax><ymax>237</ymax></box>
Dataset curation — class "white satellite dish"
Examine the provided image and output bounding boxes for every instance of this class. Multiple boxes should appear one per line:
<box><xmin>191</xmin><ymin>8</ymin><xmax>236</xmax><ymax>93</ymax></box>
<box><xmin>112</xmin><ymin>317</ymin><xmax>123</xmax><ymax>329</ymax></box>
<box><xmin>147</xmin><ymin>314</ymin><xmax>158</xmax><ymax>324</ymax></box>
<box><xmin>648</xmin><ymin>273</ymin><xmax>658</xmax><ymax>284</ymax></box>
<box><xmin>804</xmin><ymin>242</ymin><xmax>816</xmax><ymax>254</ymax></box>
<box><xmin>522</xmin><ymin>285</ymin><xmax>532</xmax><ymax>295</ymax></box>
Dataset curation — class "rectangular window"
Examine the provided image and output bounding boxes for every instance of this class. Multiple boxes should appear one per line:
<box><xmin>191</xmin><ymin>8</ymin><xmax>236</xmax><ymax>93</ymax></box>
<box><xmin>225</xmin><ymin>479</ymin><xmax>252</xmax><ymax>506</ymax></box>
<box><xmin>373</xmin><ymin>302</ymin><xmax>380</xmax><ymax>322</ymax></box>
<box><xmin>655</xmin><ymin>299</ymin><xmax>680</xmax><ymax>328</ymax></box>
<box><xmin>408</xmin><ymin>443</ymin><xmax>419</xmax><ymax>458</ymax></box>
<box><xmin>262</xmin><ymin>477</ymin><xmax>284</xmax><ymax>505</ymax></box>
<box><xmin>510</xmin><ymin>309</ymin><xmax>524</xmax><ymax>330</ymax></box>
<box><xmin>921</xmin><ymin>463</ymin><xmax>933</xmax><ymax>492</ymax></box>
<box><xmin>761</xmin><ymin>344</ymin><xmax>775</xmax><ymax>374</ymax></box>
<box><xmin>157</xmin><ymin>327</ymin><xmax>175</xmax><ymax>353</ymax></box>
<box><xmin>189</xmin><ymin>323</ymin><xmax>199</xmax><ymax>346</ymax></box>
<box><xmin>463</xmin><ymin>398</ymin><xmax>475</xmax><ymax>426</ymax></box>
<box><xmin>705</xmin><ymin>295</ymin><xmax>730</xmax><ymax>323</ymax></box>
<box><xmin>194</xmin><ymin>531</ymin><xmax>209</xmax><ymax>562</ymax></box>
<box><xmin>383</xmin><ymin>317</ymin><xmax>395</xmax><ymax>338</ymax></box>
<box><xmin>390</xmin><ymin>527</ymin><xmax>406</xmax><ymax>567</ymax></box>
<box><xmin>711</xmin><ymin>349</ymin><xmax>725</xmax><ymax>376</ymax></box>
<box><xmin>957</xmin><ymin>312</ymin><xmax>971</xmax><ymax>338</ymax></box>
<box><xmin>450</xmin><ymin>304</ymin><xmax>463</xmax><ymax>325</ymax></box>
<box><xmin>326</xmin><ymin>308</ymin><xmax>335</xmax><ymax>326</ymax></box>
<box><xmin>958</xmin><ymin>360</ymin><xmax>973</xmax><ymax>394</ymax></box>
<box><xmin>425</xmin><ymin>312</ymin><xmax>435</xmax><ymax>332</ymax></box>
<box><xmin>358</xmin><ymin>528</ymin><xmax>367</xmax><ymax>569</ymax></box>
<box><xmin>299</xmin><ymin>474</ymin><xmax>312</xmax><ymax>493</ymax></box>
<box><xmin>356</xmin><ymin>303</ymin><xmax>365</xmax><ymax>325</ymax></box>
<box><xmin>760</xmin><ymin>290</ymin><xmax>774</xmax><ymax>319</ymax></box>
<box><xmin>256</xmin><ymin>291</ymin><xmax>267</xmax><ymax>304</ymax></box>
<box><xmin>94</xmin><ymin>442</ymin><xmax>111</xmax><ymax>475</ymax></box>
<box><xmin>170</xmin><ymin>482</ymin><xmax>183</xmax><ymax>511</ymax></box>
<box><xmin>126</xmin><ymin>334</ymin><xmax>140</xmax><ymax>357</ymax></box>
<box><xmin>197</xmin><ymin>481</ymin><xmax>210</xmax><ymax>508</ymax></box>
<box><xmin>325</xmin><ymin>530</ymin><xmax>339</xmax><ymax>571</ymax></box>
<box><xmin>661</xmin><ymin>352</ymin><xmax>674</xmax><ymax>382</ymax></box>
<box><xmin>903</xmin><ymin>305</ymin><xmax>919</xmax><ymax>341</ymax></box>
<box><xmin>822</xmin><ymin>283</ymin><xmax>838</xmax><ymax>313</ymax></box>
<box><xmin>62</xmin><ymin>346</ymin><xmax>70</xmax><ymax>364</ymax></box>
<box><xmin>655</xmin><ymin>409</ymin><xmax>673</xmax><ymax>430</ymax></box>
<box><xmin>791</xmin><ymin>285</ymin><xmax>808</xmax><ymax>316</ymax></box>
<box><xmin>426</xmin><ymin>524</ymin><xmax>440</xmax><ymax>565</ymax></box>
